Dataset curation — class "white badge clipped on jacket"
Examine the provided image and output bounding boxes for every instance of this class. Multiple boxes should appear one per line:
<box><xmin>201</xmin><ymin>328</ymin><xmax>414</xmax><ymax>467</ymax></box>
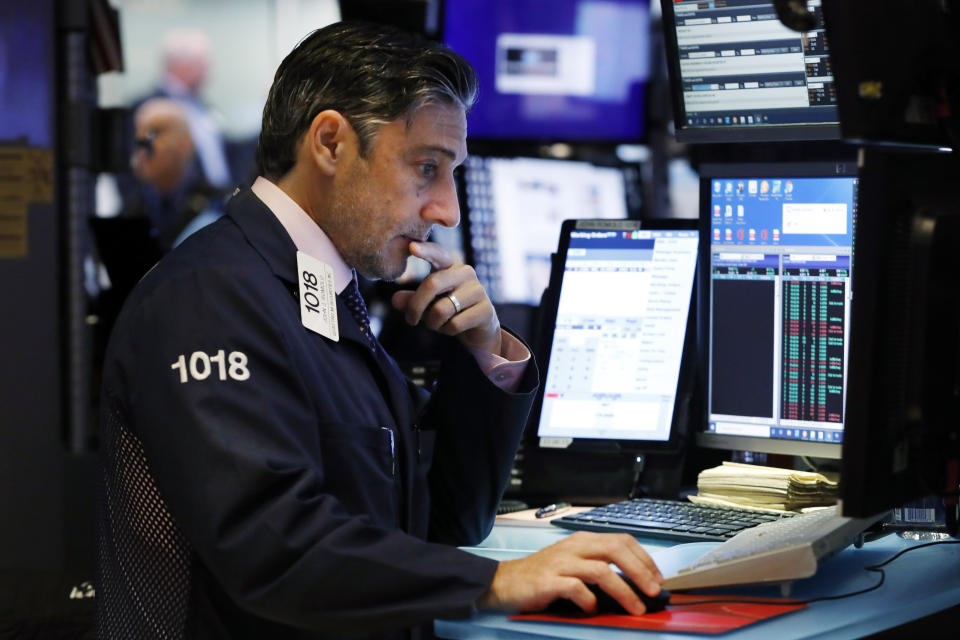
<box><xmin>296</xmin><ymin>251</ymin><xmax>339</xmax><ymax>341</ymax></box>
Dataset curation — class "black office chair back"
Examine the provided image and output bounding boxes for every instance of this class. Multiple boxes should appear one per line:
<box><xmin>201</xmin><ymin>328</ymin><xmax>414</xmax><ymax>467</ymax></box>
<box><xmin>97</xmin><ymin>399</ymin><xmax>192</xmax><ymax>638</ymax></box>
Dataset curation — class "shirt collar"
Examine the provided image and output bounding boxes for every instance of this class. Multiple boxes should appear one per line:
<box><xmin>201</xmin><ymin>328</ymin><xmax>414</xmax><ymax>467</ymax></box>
<box><xmin>251</xmin><ymin>176</ymin><xmax>354</xmax><ymax>294</ymax></box>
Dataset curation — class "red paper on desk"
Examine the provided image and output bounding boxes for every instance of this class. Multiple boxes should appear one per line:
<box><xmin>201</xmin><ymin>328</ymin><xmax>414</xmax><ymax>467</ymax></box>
<box><xmin>509</xmin><ymin>593</ymin><xmax>807</xmax><ymax>634</ymax></box>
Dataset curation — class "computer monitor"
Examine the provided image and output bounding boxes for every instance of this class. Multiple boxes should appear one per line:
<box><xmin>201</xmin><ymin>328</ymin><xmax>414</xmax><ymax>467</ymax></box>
<box><xmin>533</xmin><ymin>219</ymin><xmax>699</xmax><ymax>454</ymax></box>
<box><xmin>660</xmin><ymin>0</ymin><xmax>842</xmax><ymax>143</ymax></box>
<box><xmin>840</xmin><ymin>148</ymin><xmax>960</xmax><ymax>523</ymax></box>
<box><xmin>697</xmin><ymin>161</ymin><xmax>859</xmax><ymax>459</ymax></box>
<box><xmin>443</xmin><ymin>0</ymin><xmax>651</xmax><ymax>141</ymax></box>
<box><xmin>460</xmin><ymin>155</ymin><xmax>633</xmax><ymax>304</ymax></box>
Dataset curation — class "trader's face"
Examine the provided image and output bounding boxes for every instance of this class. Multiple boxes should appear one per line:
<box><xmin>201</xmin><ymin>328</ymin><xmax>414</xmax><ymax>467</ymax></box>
<box><xmin>325</xmin><ymin>102</ymin><xmax>466</xmax><ymax>280</ymax></box>
<box><xmin>131</xmin><ymin>103</ymin><xmax>194</xmax><ymax>195</ymax></box>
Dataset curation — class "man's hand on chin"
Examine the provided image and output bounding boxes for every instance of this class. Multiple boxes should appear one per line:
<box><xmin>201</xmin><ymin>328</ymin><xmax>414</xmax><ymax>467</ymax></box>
<box><xmin>390</xmin><ymin>241</ymin><xmax>504</xmax><ymax>356</ymax></box>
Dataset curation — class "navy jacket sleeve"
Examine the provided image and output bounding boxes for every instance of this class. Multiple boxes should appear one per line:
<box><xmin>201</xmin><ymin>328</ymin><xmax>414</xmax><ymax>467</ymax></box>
<box><xmin>104</xmin><ymin>255</ymin><xmax>520</xmax><ymax>634</ymax></box>
<box><xmin>424</xmin><ymin>336</ymin><xmax>538</xmax><ymax>546</ymax></box>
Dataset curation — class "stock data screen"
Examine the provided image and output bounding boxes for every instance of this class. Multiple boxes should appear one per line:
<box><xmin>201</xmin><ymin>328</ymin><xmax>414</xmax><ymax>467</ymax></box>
<box><xmin>667</xmin><ymin>0</ymin><xmax>839</xmax><ymax>136</ymax></box>
<box><xmin>537</xmin><ymin>229</ymin><xmax>698</xmax><ymax>445</ymax></box>
<box><xmin>706</xmin><ymin>173</ymin><xmax>858</xmax><ymax>445</ymax></box>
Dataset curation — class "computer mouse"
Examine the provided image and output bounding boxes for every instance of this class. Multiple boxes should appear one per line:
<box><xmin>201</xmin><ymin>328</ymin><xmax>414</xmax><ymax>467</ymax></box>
<box><xmin>546</xmin><ymin>574</ymin><xmax>671</xmax><ymax>615</ymax></box>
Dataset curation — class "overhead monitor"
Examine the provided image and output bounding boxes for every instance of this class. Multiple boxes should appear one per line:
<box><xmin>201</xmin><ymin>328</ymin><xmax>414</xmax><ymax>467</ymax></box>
<box><xmin>443</xmin><ymin>0</ymin><xmax>651</xmax><ymax>141</ymax></box>
<box><xmin>461</xmin><ymin>155</ymin><xmax>632</xmax><ymax>304</ymax></box>
<box><xmin>533</xmin><ymin>219</ymin><xmax>699</xmax><ymax>453</ymax></box>
<box><xmin>660</xmin><ymin>0</ymin><xmax>841</xmax><ymax>142</ymax></box>
<box><xmin>697</xmin><ymin>161</ymin><xmax>859</xmax><ymax>459</ymax></box>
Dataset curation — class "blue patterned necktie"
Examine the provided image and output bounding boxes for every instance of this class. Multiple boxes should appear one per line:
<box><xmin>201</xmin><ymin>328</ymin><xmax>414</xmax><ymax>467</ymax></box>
<box><xmin>340</xmin><ymin>279</ymin><xmax>376</xmax><ymax>348</ymax></box>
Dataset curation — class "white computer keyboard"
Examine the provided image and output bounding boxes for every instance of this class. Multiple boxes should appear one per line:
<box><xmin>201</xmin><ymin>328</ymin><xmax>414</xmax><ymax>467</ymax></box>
<box><xmin>663</xmin><ymin>506</ymin><xmax>888</xmax><ymax>591</ymax></box>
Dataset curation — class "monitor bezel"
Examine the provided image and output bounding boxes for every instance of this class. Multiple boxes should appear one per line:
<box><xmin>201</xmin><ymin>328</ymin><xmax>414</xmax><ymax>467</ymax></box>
<box><xmin>659</xmin><ymin>0</ymin><xmax>843</xmax><ymax>144</ymax></box>
<box><xmin>696</xmin><ymin>161</ymin><xmax>860</xmax><ymax>460</ymax></box>
<box><xmin>528</xmin><ymin>217</ymin><xmax>700</xmax><ymax>456</ymax></box>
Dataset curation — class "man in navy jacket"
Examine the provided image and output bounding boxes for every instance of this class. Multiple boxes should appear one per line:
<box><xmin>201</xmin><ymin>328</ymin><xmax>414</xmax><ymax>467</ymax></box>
<box><xmin>97</xmin><ymin>21</ymin><xmax>663</xmax><ymax>639</ymax></box>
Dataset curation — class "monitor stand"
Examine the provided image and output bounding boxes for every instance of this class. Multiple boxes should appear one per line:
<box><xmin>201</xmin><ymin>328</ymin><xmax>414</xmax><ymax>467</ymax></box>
<box><xmin>628</xmin><ymin>451</ymin><xmax>687</xmax><ymax>501</ymax></box>
<box><xmin>521</xmin><ymin>448</ymin><xmax>688</xmax><ymax>506</ymax></box>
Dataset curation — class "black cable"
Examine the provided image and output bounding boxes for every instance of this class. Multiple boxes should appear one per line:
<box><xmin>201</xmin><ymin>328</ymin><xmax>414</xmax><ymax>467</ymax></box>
<box><xmin>668</xmin><ymin>539</ymin><xmax>960</xmax><ymax>609</ymax></box>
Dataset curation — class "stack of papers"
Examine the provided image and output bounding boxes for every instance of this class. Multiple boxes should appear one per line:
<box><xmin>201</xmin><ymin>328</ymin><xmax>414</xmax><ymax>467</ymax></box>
<box><xmin>689</xmin><ymin>461</ymin><xmax>838</xmax><ymax>513</ymax></box>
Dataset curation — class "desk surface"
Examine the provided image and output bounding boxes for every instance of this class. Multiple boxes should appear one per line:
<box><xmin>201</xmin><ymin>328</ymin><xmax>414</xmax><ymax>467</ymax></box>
<box><xmin>435</xmin><ymin>524</ymin><xmax>960</xmax><ymax>639</ymax></box>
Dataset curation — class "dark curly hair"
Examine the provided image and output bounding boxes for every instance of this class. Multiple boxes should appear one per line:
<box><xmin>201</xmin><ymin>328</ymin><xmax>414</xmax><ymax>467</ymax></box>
<box><xmin>256</xmin><ymin>21</ymin><xmax>478</xmax><ymax>179</ymax></box>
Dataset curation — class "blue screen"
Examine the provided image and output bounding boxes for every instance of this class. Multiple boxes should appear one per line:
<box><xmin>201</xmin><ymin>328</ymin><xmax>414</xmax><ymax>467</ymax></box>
<box><xmin>444</xmin><ymin>0</ymin><xmax>651</xmax><ymax>141</ymax></box>
<box><xmin>709</xmin><ymin>177</ymin><xmax>856</xmax><ymax>249</ymax></box>
<box><xmin>0</xmin><ymin>0</ymin><xmax>54</xmax><ymax>147</ymax></box>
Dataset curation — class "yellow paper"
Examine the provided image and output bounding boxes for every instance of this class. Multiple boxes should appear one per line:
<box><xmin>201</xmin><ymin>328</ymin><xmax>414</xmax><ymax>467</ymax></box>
<box><xmin>0</xmin><ymin>148</ymin><xmax>30</xmax><ymax>197</ymax></box>
<box><xmin>0</xmin><ymin>190</ymin><xmax>28</xmax><ymax>258</ymax></box>
<box><xmin>24</xmin><ymin>147</ymin><xmax>54</xmax><ymax>203</ymax></box>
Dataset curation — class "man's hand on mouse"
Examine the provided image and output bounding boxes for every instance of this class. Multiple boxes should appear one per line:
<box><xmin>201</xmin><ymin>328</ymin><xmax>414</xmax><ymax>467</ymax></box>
<box><xmin>391</xmin><ymin>241</ymin><xmax>503</xmax><ymax>356</ymax></box>
<box><xmin>476</xmin><ymin>531</ymin><xmax>665</xmax><ymax>616</ymax></box>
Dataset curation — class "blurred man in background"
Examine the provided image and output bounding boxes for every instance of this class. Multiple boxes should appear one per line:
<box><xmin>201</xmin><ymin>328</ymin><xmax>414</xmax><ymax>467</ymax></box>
<box><xmin>129</xmin><ymin>97</ymin><xmax>223</xmax><ymax>249</ymax></box>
